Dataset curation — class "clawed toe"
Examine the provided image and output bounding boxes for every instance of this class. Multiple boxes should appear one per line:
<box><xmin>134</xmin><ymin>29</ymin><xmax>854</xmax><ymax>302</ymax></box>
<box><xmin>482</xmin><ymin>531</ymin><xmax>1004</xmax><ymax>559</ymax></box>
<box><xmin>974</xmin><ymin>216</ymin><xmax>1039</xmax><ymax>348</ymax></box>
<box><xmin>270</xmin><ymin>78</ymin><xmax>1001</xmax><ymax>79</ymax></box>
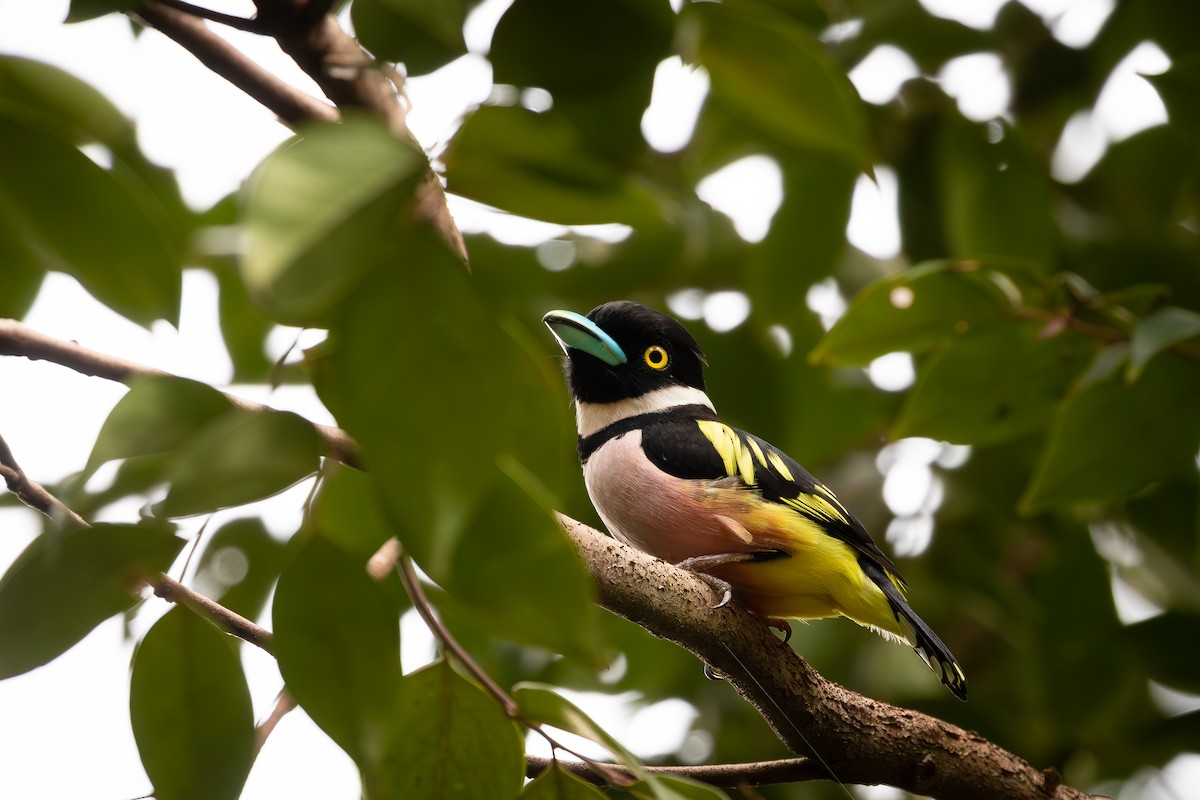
<box><xmin>764</xmin><ymin>616</ymin><xmax>793</xmax><ymax>645</ymax></box>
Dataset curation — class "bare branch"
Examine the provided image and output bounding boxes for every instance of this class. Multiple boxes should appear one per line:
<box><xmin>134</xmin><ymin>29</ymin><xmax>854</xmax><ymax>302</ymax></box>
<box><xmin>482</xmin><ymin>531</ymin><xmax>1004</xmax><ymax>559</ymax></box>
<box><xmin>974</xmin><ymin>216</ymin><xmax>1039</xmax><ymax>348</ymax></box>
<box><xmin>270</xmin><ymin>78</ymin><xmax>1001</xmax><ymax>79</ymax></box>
<box><xmin>0</xmin><ymin>319</ymin><xmax>361</xmax><ymax>469</ymax></box>
<box><xmin>153</xmin><ymin>0</ymin><xmax>268</xmax><ymax>34</ymax></box>
<box><xmin>525</xmin><ymin>754</ymin><xmax>828</xmax><ymax>788</ymax></box>
<box><xmin>153</xmin><ymin>573</ymin><xmax>275</xmax><ymax>654</ymax></box>
<box><xmin>133</xmin><ymin>2</ymin><xmax>337</xmax><ymax>128</ymax></box>
<box><xmin>0</xmin><ymin>433</ymin><xmax>89</xmax><ymax>529</ymax></box>
<box><xmin>555</xmin><ymin>513</ymin><xmax>1096</xmax><ymax>800</ymax></box>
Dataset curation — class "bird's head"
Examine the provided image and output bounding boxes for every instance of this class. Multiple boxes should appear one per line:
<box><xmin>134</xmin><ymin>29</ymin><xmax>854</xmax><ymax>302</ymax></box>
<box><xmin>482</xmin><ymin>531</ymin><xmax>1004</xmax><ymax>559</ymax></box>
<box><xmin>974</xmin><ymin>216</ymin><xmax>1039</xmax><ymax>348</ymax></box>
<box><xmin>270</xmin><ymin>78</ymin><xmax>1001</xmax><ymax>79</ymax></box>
<box><xmin>543</xmin><ymin>301</ymin><xmax>707</xmax><ymax>404</ymax></box>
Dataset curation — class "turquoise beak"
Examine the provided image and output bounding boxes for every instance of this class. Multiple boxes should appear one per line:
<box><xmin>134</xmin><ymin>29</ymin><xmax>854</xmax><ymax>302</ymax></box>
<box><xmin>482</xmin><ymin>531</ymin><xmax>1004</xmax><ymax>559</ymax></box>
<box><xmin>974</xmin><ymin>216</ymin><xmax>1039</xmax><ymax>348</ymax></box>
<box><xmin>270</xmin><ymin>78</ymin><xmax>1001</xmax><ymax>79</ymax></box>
<box><xmin>543</xmin><ymin>310</ymin><xmax>627</xmax><ymax>366</ymax></box>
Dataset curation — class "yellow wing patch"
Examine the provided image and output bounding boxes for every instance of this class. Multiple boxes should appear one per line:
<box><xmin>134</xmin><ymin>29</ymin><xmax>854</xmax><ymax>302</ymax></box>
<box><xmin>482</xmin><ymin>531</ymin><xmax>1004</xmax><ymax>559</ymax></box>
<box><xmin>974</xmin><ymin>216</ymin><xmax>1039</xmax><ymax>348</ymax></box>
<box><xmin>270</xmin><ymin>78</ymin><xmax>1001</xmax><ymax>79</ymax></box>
<box><xmin>696</xmin><ymin>420</ymin><xmax>757</xmax><ymax>485</ymax></box>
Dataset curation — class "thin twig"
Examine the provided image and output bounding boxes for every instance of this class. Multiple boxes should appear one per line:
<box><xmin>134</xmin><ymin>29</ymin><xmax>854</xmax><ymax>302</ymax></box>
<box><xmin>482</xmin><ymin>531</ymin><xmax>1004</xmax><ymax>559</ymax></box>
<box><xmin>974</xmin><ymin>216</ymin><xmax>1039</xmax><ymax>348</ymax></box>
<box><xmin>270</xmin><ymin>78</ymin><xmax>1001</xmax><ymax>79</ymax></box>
<box><xmin>395</xmin><ymin>552</ymin><xmax>520</xmax><ymax>718</ymax></box>
<box><xmin>525</xmin><ymin>754</ymin><xmax>826</xmax><ymax>787</ymax></box>
<box><xmin>0</xmin><ymin>433</ymin><xmax>89</xmax><ymax>529</ymax></box>
<box><xmin>154</xmin><ymin>573</ymin><xmax>275</xmax><ymax>655</ymax></box>
<box><xmin>133</xmin><ymin>2</ymin><xmax>338</xmax><ymax>128</ymax></box>
<box><xmin>0</xmin><ymin>319</ymin><xmax>361</xmax><ymax>469</ymax></box>
<box><xmin>253</xmin><ymin>689</ymin><xmax>298</xmax><ymax>756</ymax></box>
<box><xmin>154</xmin><ymin>0</ymin><xmax>267</xmax><ymax>33</ymax></box>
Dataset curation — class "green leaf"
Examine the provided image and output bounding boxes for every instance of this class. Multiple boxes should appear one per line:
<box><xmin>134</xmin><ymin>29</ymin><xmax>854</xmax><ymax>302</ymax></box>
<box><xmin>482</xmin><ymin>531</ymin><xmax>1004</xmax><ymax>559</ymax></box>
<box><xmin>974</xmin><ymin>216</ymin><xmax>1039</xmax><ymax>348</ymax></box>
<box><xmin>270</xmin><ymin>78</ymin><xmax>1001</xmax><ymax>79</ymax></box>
<box><xmin>315</xmin><ymin>254</ymin><xmax>601</xmax><ymax>663</ymax></box>
<box><xmin>213</xmin><ymin>261</ymin><xmax>276</xmax><ymax>383</ymax></box>
<box><xmin>86</xmin><ymin>375</ymin><xmax>234</xmax><ymax>474</ymax></box>
<box><xmin>382</xmin><ymin>659</ymin><xmax>525</xmax><ymax>800</ymax></box>
<box><xmin>685</xmin><ymin>1</ymin><xmax>869</xmax><ymax>166</ymax></box>
<box><xmin>0</xmin><ymin>112</ymin><xmax>180</xmax><ymax>326</ymax></box>
<box><xmin>272</xmin><ymin>534</ymin><xmax>402</xmax><ymax>776</ymax></box>
<box><xmin>193</xmin><ymin>517</ymin><xmax>286</xmax><ymax>621</ymax></box>
<box><xmin>939</xmin><ymin>118</ymin><xmax>1056</xmax><ymax>270</ymax></box>
<box><xmin>66</xmin><ymin>0</ymin><xmax>138</xmax><ymax>22</ymax></box>
<box><xmin>0</xmin><ymin>248</ymin><xmax>42</xmax><ymax>318</ymax></box>
<box><xmin>1129</xmin><ymin>305</ymin><xmax>1200</xmax><ymax>380</ymax></box>
<box><xmin>0</xmin><ymin>54</ymin><xmax>130</xmax><ymax>143</ymax></box>
<box><xmin>633</xmin><ymin>775</ymin><xmax>730</xmax><ymax>800</ymax></box>
<box><xmin>242</xmin><ymin>116</ymin><xmax>427</xmax><ymax>325</ymax></box>
<box><xmin>313</xmin><ymin>466</ymin><xmax>399</xmax><ymax>561</ymax></box>
<box><xmin>159</xmin><ymin>408</ymin><xmax>321</xmax><ymax>517</ymax></box>
<box><xmin>443</xmin><ymin>105</ymin><xmax>660</xmax><ymax>225</ymax></box>
<box><xmin>130</xmin><ymin>608</ymin><xmax>254</xmax><ymax>800</ymax></box>
<box><xmin>513</xmin><ymin>684</ymin><xmax>645</xmax><ymax>776</ymax></box>
<box><xmin>0</xmin><ymin>523</ymin><xmax>183</xmax><ymax>679</ymax></box>
<box><xmin>352</xmin><ymin>0</ymin><xmax>469</xmax><ymax>76</ymax></box>
<box><xmin>1022</xmin><ymin>352</ymin><xmax>1200</xmax><ymax>512</ymax></box>
<box><xmin>811</xmin><ymin>261</ymin><xmax>1017</xmax><ymax>366</ymax></box>
<box><xmin>1146</xmin><ymin>52</ymin><xmax>1200</xmax><ymax>136</ymax></box>
<box><xmin>1124</xmin><ymin>612</ymin><xmax>1200</xmax><ymax>694</ymax></box>
<box><xmin>894</xmin><ymin>324</ymin><xmax>1094</xmax><ymax>446</ymax></box>
<box><xmin>521</xmin><ymin>765</ymin><xmax>608</xmax><ymax>799</ymax></box>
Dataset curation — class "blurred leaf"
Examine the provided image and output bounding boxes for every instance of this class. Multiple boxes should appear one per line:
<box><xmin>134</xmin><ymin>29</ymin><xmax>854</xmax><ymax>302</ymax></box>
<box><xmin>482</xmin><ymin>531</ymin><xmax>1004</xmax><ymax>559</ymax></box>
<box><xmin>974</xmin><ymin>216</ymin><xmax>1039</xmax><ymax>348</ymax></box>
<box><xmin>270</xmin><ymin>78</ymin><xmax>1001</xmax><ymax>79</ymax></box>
<box><xmin>939</xmin><ymin>118</ymin><xmax>1056</xmax><ymax>270</ymax></box>
<box><xmin>273</xmin><ymin>534</ymin><xmax>402</xmax><ymax>779</ymax></box>
<box><xmin>86</xmin><ymin>376</ymin><xmax>234</xmax><ymax>473</ymax></box>
<box><xmin>313</xmin><ymin>466</ymin><xmax>398</xmax><ymax>560</ymax></box>
<box><xmin>129</xmin><ymin>608</ymin><xmax>254</xmax><ymax>800</ymax></box>
<box><xmin>194</xmin><ymin>517</ymin><xmax>285</xmax><ymax>621</ymax></box>
<box><xmin>1022</xmin><ymin>353</ymin><xmax>1200</xmax><ymax>512</ymax></box>
<box><xmin>242</xmin><ymin>116</ymin><xmax>427</xmax><ymax>325</ymax></box>
<box><xmin>1128</xmin><ymin>305</ymin><xmax>1200</xmax><ymax>380</ymax></box>
<box><xmin>685</xmin><ymin>1</ymin><xmax>869</xmax><ymax>167</ymax></box>
<box><xmin>444</xmin><ymin>105</ymin><xmax>660</xmax><ymax>224</ymax></box>
<box><xmin>521</xmin><ymin>765</ymin><xmax>607</xmax><ymax>799</ymax></box>
<box><xmin>315</xmin><ymin>252</ymin><xmax>602</xmax><ymax>663</ymax></box>
<box><xmin>894</xmin><ymin>324</ymin><xmax>1093</xmax><ymax>446</ymax></box>
<box><xmin>0</xmin><ymin>112</ymin><xmax>180</xmax><ymax>326</ymax></box>
<box><xmin>0</xmin><ymin>250</ymin><xmax>42</xmax><ymax>318</ymax></box>
<box><xmin>159</xmin><ymin>408</ymin><xmax>321</xmax><ymax>517</ymax></box>
<box><xmin>352</xmin><ymin>0</ymin><xmax>469</xmax><ymax>76</ymax></box>
<box><xmin>66</xmin><ymin>0</ymin><xmax>138</xmax><ymax>22</ymax></box>
<box><xmin>633</xmin><ymin>775</ymin><xmax>729</xmax><ymax>800</ymax></box>
<box><xmin>811</xmin><ymin>260</ymin><xmax>1017</xmax><ymax>366</ymax></box>
<box><xmin>213</xmin><ymin>262</ymin><xmax>275</xmax><ymax>382</ymax></box>
<box><xmin>383</xmin><ymin>659</ymin><xmax>525</xmax><ymax>800</ymax></box>
<box><xmin>0</xmin><ymin>54</ymin><xmax>129</xmax><ymax>142</ymax></box>
<box><xmin>1124</xmin><ymin>612</ymin><xmax>1200</xmax><ymax>694</ymax></box>
<box><xmin>513</xmin><ymin>683</ymin><xmax>646</xmax><ymax>775</ymax></box>
<box><xmin>0</xmin><ymin>523</ymin><xmax>183</xmax><ymax>679</ymax></box>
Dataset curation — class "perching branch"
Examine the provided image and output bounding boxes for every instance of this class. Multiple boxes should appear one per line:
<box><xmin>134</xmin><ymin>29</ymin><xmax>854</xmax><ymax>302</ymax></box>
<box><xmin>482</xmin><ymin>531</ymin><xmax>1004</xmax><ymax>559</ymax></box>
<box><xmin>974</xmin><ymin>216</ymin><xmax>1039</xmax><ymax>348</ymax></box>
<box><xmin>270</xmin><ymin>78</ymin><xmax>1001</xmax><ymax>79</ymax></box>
<box><xmin>555</xmin><ymin>513</ymin><xmax>1093</xmax><ymax>800</ymax></box>
<box><xmin>0</xmin><ymin>319</ymin><xmax>361</xmax><ymax>469</ymax></box>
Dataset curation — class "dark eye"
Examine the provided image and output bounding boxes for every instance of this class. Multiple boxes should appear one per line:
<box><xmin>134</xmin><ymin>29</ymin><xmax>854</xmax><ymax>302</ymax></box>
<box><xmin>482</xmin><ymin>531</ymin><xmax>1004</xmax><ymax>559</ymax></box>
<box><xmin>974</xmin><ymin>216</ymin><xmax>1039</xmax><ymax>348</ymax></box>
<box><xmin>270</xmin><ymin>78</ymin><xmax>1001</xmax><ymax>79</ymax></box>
<box><xmin>643</xmin><ymin>345</ymin><xmax>669</xmax><ymax>370</ymax></box>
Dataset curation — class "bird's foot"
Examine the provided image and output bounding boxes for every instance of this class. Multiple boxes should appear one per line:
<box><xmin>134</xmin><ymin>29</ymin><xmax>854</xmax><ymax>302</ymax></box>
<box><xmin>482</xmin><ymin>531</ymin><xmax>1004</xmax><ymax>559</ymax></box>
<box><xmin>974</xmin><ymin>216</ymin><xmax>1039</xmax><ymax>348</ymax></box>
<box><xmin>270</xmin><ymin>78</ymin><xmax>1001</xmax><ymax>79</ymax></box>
<box><xmin>763</xmin><ymin>616</ymin><xmax>793</xmax><ymax>645</ymax></box>
<box><xmin>673</xmin><ymin>550</ymin><xmax>788</xmax><ymax>610</ymax></box>
<box><xmin>702</xmin><ymin>662</ymin><xmax>725</xmax><ymax>681</ymax></box>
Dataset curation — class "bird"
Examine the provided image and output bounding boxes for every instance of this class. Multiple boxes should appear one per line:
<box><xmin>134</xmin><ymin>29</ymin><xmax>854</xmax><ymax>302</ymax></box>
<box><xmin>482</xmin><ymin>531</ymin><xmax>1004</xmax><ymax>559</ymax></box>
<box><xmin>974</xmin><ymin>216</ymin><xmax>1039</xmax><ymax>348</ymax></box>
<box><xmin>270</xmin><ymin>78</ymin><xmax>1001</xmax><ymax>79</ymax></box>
<box><xmin>543</xmin><ymin>300</ymin><xmax>967</xmax><ymax>701</ymax></box>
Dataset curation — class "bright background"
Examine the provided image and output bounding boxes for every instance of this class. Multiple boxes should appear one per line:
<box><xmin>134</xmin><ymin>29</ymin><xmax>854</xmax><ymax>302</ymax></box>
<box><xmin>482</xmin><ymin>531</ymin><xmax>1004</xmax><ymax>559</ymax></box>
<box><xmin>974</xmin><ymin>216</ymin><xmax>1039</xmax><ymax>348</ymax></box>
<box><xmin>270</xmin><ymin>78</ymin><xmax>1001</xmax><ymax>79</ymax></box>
<box><xmin>1</xmin><ymin>0</ymin><xmax>1194</xmax><ymax>797</ymax></box>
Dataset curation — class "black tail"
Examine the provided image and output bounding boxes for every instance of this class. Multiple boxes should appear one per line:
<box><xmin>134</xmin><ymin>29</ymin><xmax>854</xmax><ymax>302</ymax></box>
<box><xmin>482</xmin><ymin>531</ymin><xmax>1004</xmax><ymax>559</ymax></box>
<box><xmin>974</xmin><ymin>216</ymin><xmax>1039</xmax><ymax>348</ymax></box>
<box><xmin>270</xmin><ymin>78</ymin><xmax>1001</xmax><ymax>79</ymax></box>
<box><xmin>862</xmin><ymin>561</ymin><xmax>968</xmax><ymax>701</ymax></box>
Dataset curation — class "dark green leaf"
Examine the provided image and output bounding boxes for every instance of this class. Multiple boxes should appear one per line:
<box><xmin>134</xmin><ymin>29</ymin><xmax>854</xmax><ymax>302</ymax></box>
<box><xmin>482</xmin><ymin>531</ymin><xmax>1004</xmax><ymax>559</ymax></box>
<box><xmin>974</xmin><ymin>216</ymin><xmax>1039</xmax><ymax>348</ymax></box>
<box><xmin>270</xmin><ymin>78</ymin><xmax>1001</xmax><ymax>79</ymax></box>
<box><xmin>313</xmin><ymin>466</ymin><xmax>398</xmax><ymax>561</ymax></box>
<box><xmin>159</xmin><ymin>408</ymin><xmax>321</xmax><ymax>517</ymax></box>
<box><xmin>0</xmin><ymin>249</ymin><xmax>42</xmax><ymax>318</ymax></box>
<box><xmin>242</xmin><ymin>116</ymin><xmax>427</xmax><ymax>324</ymax></box>
<box><xmin>633</xmin><ymin>776</ymin><xmax>730</xmax><ymax>800</ymax></box>
<box><xmin>383</xmin><ymin>659</ymin><xmax>524</xmax><ymax>800</ymax></box>
<box><xmin>0</xmin><ymin>523</ymin><xmax>183</xmax><ymax>679</ymax></box>
<box><xmin>213</xmin><ymin>261</ymin><xmax>275</xmax><ymax>383</ymax></box>
<box><xmin>130</xmin><ymin>608</ymin><xmax>254</xmax><ymax>800</ymax></box>
<box><xmin>1146</xmin><ymin>52</ymin><xmax>1200</xmax><ymax>136</ymax></box>
<box><xmin>66</xmin><ymin>0</ymin><xmax>138</xmax><ymax>22</ymax></box>
<box><xmin>521</xmin><ymin>764</ymin><xmax>607</xmax><ymax>799</ymax></box>
<box><xmin>894</xmin><ymin>324</ymin><xmax>1093</xmax><ymax>446</ymax></box>
<box><xmin>0</xmin><ymin>54</ymin><xmax>130</xmax><ymax>143</ymax></box>
<box><xmin>811</xmin><ymin>261</ymin><xmax>1017</xmax><ymax>366</ymax></box>
<box><xmin>1124</xmin><ymin>612</ymin><xmax>1200</xmax><ymax>694</ymax></box>
<box><xmin>1022</xmin><ymin>353</ymin><xmax>1200</xmax><ymax>512</ymax></box>
<box><xmin>0</xmin><ymin>112</ymin><xmax>180</xmax><ymax>326</ymax></box>
<box><xmin>1129</xmin><ymin>305</ymin><xmax>1200</xmax><ymax>380</ymax></box>
<box><xmin>272</xmin><ymin>534</ymin><xmax>401</xmax><ymax>775</ymax></box>
<box><xmin>86</xmin><ymin>375</ymin><xmax>234</xmax><ymax>473</ymax></box>
<box><xmin>938</xmin><ymin>118</ymin><xmax>1056</xmax><ymax>270</ymax></box>
<box><xmin>352</xmin><ymin>0</ymin><xmax>469</xmax><ymax>76</ymax></box>
<box><xmin>443</xmin><ymin>105</ymin><xmax>660</xmax><ymax>224</ymax></box>
<box><xmin>194</xmin><ymin>517</ymin><xmax>285</xmax><ymax>620</ymax></box>
<box><xmin>685</xmin><ymin>1</ymin><xmax>868</xmax><ymax>166</ymax></box>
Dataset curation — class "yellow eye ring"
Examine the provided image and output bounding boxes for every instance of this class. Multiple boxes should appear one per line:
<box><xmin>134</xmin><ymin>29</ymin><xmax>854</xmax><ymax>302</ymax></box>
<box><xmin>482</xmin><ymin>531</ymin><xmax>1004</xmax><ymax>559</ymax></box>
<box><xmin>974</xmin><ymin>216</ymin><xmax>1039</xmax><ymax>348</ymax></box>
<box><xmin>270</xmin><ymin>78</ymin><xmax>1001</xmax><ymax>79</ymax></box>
<box><xmin>643</xmin><ymin>345</ymin><xmax>669</xmax><ymax>370</ymax></box>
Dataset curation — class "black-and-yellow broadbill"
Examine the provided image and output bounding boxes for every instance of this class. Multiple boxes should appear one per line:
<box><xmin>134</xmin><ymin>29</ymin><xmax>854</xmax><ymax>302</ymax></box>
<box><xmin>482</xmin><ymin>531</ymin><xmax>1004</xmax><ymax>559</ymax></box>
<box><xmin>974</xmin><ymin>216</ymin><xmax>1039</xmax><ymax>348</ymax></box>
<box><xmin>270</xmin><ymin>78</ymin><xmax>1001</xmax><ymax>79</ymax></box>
<box><xmin>544</xmin><ymin>301</ymin><xmax>967</xmax><ymax>700</ymax></box>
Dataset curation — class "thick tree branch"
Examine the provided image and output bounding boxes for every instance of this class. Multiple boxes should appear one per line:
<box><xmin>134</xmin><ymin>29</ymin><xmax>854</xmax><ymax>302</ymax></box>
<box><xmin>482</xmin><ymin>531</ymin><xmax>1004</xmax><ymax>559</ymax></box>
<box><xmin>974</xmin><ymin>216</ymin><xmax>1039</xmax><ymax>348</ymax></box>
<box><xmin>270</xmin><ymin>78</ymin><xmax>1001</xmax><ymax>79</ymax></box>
<box><xmin>134</xmin><ymin>2</ymin><xmax>337</xmax><ymax>127</ymax></box>
<box><xmin>555</xmin><ymin>513</ymin><xmax>1094</xmax><ymax>800</ymax></box>
<box><xmin>153</xmin><ymin>0</ymin><xmax>268</xmax><ymax>34</ymax></box>
<box><xmin>0</xmin><ymin>319</ymin><xmax>361</xmax><ymax>469</ymax></box>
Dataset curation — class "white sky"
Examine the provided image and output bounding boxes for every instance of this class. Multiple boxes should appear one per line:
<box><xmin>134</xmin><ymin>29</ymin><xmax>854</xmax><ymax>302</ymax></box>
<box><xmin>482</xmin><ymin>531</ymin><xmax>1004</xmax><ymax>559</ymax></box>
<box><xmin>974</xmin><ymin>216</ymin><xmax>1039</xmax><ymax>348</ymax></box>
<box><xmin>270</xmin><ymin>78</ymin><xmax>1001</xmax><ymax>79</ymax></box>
<box><xmin>0</xmin><ymin>0</ymin><xmax>1191</xmax><ymax>798</ymax></box>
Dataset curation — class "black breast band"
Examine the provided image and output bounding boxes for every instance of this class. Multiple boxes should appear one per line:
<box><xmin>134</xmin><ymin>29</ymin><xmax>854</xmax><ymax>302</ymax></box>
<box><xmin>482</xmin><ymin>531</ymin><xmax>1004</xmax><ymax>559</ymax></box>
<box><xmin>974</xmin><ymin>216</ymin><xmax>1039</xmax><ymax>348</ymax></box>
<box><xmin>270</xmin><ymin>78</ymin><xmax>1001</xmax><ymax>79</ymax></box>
<box><xmin>577</xmin><ymin>404</ymin><xmax>719</xmax><ymax>462</ymax></box>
